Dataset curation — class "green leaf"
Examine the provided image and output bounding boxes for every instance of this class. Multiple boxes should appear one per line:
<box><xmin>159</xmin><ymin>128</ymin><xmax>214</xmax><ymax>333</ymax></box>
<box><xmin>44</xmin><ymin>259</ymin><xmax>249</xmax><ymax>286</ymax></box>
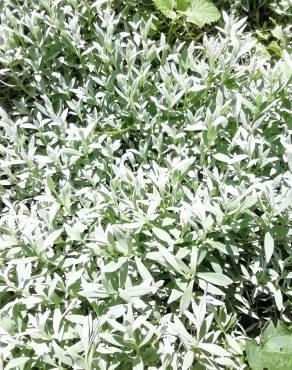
<box><xmin>261</xmin><ymin>321</ymin><xmax>292</xmax><ymax>345</ymax></box>
<box><xmin>183</xmin><ymin>0</ymin><xmax>220</xmax><ymax>27</ymax></box>
<box><xmin>246</xmin><ymin>340</ymin><xmax>263</xmax><ymax>370</ymax></box>
<box><xmin>268</xmin><ymin>41</ymin><xmax>282</xmax><ymax>57</ymax></box>
<box><xmin>261</xmin><ymin>334</ymin><xmax>292</xmax><ymax>370</ymax></box>
<box><xmin>152</xmin><ymin>0</ymin><xmax>176</xmax><ymax>18</ymax></box>
<box><xmin>264</xmin><ymin>335</ymin><xmax>292</xmax><ymax>353</ymax></box>
<box><xmin>177</xmin><ymin>0</ymin><xmax>189</xmax><ymax>11</ymax></box>
<box><xmin>207</xmin><ymin>126</ymin><xmax>217</xmax><ymax>141</ymax></box>
<box><xmin>247</xmin><ymin>323</ymin><xmax>292</xmax><ymax>370</ymax></box>
<box><xmin>261</xmin><ymin>351</ymin><xmax>292</xmax><ymax>370</ymax></box>
<box><xmin>47</xmin><ymin>175</ymin><xmax>57</xmax><ymax>195</ymax></box>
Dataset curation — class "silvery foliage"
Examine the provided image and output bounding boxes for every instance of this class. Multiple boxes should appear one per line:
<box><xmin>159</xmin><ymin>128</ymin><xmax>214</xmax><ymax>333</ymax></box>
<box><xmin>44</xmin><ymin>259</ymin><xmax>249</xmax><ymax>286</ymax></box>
<box><xmin>0</xmin><ymin>0</ymin><xmax>291</xmax><ymax>369</ymax></box>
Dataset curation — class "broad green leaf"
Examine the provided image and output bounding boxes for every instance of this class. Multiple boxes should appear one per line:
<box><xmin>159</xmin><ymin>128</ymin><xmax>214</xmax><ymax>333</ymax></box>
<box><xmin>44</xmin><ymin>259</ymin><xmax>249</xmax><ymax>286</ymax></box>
<box><xmin>183</xmin><ymin>0</ymin><xmax>220</xmax><ymax>27</ymax></box>
<box><xmin>246</xmin><ymin>340</ymin><xmax>263</xmax><ymax>370</ymax></box>
<box><xmin>264</xmin><ymin>335</ymin><xmax>292</xmax><ymax>352</ymax></box>
<box><xmin>261</xmin><ymin>322</ymin><xmax>292</xmax><ymax>345</ymax></box>
<box><xmin>247</xmin><ymin>323</ymin><xmax>292</xmax><ymax>370</ymax></box>
<box><xmin>261</xmin><ymin>351</ymin><xmax>292</xmax><ymax>370</ymax></box>
<box><xmin>177</xmin><ymin>0</ymin><xmax>189</xmax><ymax>11</ymax></box>
<box><xmin>152</xmin><ymin>0</ymin><xmax>176</xmax><ymax>18</ymax></box>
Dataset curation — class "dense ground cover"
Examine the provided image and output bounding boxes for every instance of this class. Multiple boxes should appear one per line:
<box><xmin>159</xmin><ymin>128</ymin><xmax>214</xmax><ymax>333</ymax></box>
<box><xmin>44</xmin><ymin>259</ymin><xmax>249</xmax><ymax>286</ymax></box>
<box><xmin>0</xmin><ymin>0</ymin><xmax>291</xmax><ymax>369</ymax></box>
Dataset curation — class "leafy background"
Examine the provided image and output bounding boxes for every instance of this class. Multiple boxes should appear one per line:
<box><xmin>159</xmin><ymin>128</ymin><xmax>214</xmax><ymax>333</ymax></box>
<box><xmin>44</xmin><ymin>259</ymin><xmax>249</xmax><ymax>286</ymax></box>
<box><xmin>0</xmin><ymin>0</ymin><xmax>291</xmax><ymax>369</ymax></box>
